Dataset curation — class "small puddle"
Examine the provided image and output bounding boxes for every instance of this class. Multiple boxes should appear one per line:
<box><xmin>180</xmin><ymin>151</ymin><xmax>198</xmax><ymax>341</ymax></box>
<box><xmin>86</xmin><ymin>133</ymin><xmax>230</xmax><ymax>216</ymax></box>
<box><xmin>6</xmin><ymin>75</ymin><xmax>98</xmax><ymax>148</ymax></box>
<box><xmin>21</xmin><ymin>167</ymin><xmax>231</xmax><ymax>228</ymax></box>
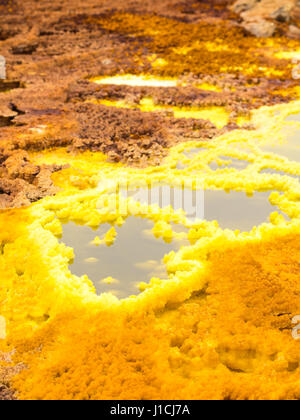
<box><xmin>176</xmin><ymin>161</ymin><xmax>186</xmax><ymax>170</ymax></box>
<box><xmin>262</xmin><ymin>139</ymin><xmax>300</xmax><ymax>163</ymax></box>
<box><xmin>286</xmin><ymin>112</ymin><xmax>300</xmax><ymax>123</ymax></box>
<box><xmin>122</xmin><ymin>185</ymin><xmax>281</xmax><ymax>230</ymax></box>
<box><xmin>176</xmin><ymin>147</ymin><xmax>206</xmax><ymax>167</ymax></box>
<box><xmin>204</xmin><ymin>190</ymin><xmax>283</xmax><ymax>231</ymax></box>
<box><xmin>61</xmin><ymin>217</ymin><xmax>183</xmax><ymax>298</ymax></box>
<box><xmin>262</xmin><ymin>112</ymin><xmax>300</xmax><ymax>162</ymax></box>
<box><xmin>121</xmin><ymin>186</ymin><xmax>204</xmax><ymax>221</ymax></box>
<box><xmin>181</xmin><ymin>147</ymin><xmax>205</xmax><ymax>159</ymax></box>
<box><xmin>209</xmin><ymin>156</ymin><xmax>249</xmax><ymax>171</ymax></box>
<box><xmin>260</xmin><ymin>168</ymin><xmax>300</xmax><ymax>180</ymax></box>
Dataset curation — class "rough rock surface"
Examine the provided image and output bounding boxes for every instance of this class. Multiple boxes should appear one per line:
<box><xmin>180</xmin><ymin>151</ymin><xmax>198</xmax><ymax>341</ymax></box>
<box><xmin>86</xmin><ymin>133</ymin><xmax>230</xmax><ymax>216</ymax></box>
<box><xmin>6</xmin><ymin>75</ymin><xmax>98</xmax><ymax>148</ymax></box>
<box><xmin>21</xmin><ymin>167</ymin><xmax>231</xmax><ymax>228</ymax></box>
<box><xmin>242</xmin><ymin>18</ymin><xmax>276</xmax><ymax>38</ymax></box>
<box><xmin>287</xmin><ymin>23</ymin><xmax>300</xmax><ymax>39</ymax></box>
<box><xmin>0</xmin><ymin>351</ymin><xmax>24</xmax><ymax>400</ymax></box>
<box><xmin>0</xmin><ymin>384</ymin><xmax>16</xmax><ymax>400</ymax></box>
<box><xmin>232</xmin><ymin>0</ymin><xmax>300</xmax><ymax>37</ymax></box>
<box><xmin>0</xmin><ymin>0</ymin><xmax>299</xmax><ymax>210</ymax></box>
<box><xmin>71</xmin><ymin>102</ymin><xmax>222</xmax><ymax>164</ymax></box>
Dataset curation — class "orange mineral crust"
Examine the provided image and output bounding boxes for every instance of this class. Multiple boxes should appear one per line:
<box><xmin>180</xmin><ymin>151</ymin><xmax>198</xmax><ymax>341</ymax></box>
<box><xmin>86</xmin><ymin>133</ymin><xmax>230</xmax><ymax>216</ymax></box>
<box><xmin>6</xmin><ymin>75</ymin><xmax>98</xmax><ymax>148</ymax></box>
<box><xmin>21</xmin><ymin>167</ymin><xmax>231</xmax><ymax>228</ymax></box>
<box><xmin>9</xmin><ymin>232</ymin><xmax>300</xmax><ymax>400</ymax></box>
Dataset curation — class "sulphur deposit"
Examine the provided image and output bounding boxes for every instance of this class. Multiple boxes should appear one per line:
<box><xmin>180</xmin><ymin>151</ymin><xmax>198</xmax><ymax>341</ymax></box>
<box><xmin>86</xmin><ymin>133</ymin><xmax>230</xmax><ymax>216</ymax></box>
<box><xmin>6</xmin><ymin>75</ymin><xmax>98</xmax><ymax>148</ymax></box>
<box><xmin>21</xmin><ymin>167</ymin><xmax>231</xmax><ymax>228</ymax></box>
<box><xmin>1</xmin><ymin>0</ymin><xmax>300</xmax><ymax>401</ymax></box>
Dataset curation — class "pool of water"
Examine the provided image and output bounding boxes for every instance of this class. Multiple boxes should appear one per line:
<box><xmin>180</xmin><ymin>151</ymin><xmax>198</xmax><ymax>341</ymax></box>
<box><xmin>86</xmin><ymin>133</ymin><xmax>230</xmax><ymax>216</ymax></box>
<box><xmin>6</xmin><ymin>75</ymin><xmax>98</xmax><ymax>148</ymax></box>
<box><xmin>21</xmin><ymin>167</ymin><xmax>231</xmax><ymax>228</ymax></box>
<box><xmin>204</xmin><ymin>190</ymin><xmax>282</xmax><ymax>231</ymax></box>
<box><xmin>61</xmin><ymin>217</ymin><xmax>184</xmax><ymax>298</ymax></box>
<box><xmin>177</xmin><ymin>149</ymin><xmax>249</xmax><ymax>170</ymax></box>
<box><xmin>263</xmin><ymin>136</ymin><xmax>300</xmax><ymax>162</ymax></box>
<box><xmin>209</xmin><ymin>156</ymin><xmax>249</xmax><ymax>171</ymax></box>
<box><xmin>61</xmin><ymin>186</ymin><xmax>284</xmax><ymax>297</ymax></box>
<box><xmin>262</xmin><ymin>112</ymin><xmax>300</xmax><ymax>162</ymax></box>
<box><xmin>286</xmin><ymin>112</ymin><xmax>300</xmax><ymax>123</ymax></box>
<box><xmin>121</xmin><ymin>185</ymin><xmax>204</xmax><ymax>221</ymax></box>
<box><xmin>122</xmin><ymin>186</ymin><xmax>281</xmax><ymax>230</ymax></box>
<box><xmin>181</xmin><ymin>147</ymin><xmax>205</xmax><ymax>160</ymax></box>
<box><xmin>260</xmin><ymin>168</ymin><xmax>300</xmax><ymax>180</ymax></box>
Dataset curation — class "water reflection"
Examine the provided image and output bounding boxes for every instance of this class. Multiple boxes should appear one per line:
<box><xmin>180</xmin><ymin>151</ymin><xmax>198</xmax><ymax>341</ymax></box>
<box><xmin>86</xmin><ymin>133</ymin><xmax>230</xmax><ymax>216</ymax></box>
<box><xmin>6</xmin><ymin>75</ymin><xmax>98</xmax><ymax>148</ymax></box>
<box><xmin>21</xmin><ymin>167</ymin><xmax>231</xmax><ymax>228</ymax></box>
<box><xmin>61</xmin><ymin>185</ymin><xmax>284</xmax><ymax>297</ymax></box>
<box><xmin>204</xmin><ymin>190</ymin><xmax>282</xmax><ymax>231</ymax></box>
<box><xmin>181</xmin><ymin>147</ymin><xmax>205</xmax><ymax>159</ymax></box>
<box><xmin>286</xmin><ymin>112</ymin><xmax>300</xmax><ymax>123</ymax></box>
<box><xmin>122</xmin><ymin>186</ymin><xmax>280</xmax><ymax>230</ymax></box>
<box><xmin>61</xmin><ymin>217</ymin><xmax>183</xmax><ymax>297</ymax></box>
<box><xmin>262</xmin><ymin>112</ymin><xmax>300</xmax><ymax>162</ymax></box>
<box><xmin>209</xmin><ymin>156</ymin><xmax>249</xmax><ymax>171</ymax></box>
<box><xmin>260</xmin><ymin>168</ymin><xmax>300</xmax><ymax>180</ymax></box>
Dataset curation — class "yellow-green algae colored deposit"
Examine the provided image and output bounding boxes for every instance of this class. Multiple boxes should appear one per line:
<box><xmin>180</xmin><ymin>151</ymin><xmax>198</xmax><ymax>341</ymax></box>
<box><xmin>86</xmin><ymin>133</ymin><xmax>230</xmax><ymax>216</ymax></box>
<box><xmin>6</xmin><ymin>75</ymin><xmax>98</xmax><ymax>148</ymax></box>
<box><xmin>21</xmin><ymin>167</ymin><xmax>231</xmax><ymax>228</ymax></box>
<box><xmin>2</xmin><ymin>0</ymin><xmax>300</xmax><ymax>401</ymax></box>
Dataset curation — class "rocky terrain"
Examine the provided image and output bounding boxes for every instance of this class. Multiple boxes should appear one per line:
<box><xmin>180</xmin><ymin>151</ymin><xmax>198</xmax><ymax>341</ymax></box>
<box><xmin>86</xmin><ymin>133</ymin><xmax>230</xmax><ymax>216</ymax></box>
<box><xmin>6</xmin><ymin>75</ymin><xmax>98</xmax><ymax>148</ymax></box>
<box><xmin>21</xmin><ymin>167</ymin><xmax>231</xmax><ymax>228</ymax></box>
<box><xmin>0</xmin><ymin>0</ymin><xmax>299</xmax><ymax>208</ymax></box>
<box><xmin>1</xmin><ymin>0</ymin><xmax>300</xmax><ymax>401</ymax></box>
<box><xmin>232</xmin><ymin>0</ymin><xmax>300</xmax><ymax>38</ymax></box>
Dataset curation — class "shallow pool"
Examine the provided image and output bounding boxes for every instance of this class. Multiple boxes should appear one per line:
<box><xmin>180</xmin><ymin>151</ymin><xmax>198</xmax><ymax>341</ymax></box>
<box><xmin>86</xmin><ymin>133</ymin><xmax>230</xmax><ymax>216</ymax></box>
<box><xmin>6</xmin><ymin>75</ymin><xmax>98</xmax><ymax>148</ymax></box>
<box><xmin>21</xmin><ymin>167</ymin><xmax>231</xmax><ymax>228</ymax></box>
<box><xmin>61</xmin><ymin>217</ymin><xmax>185</xmax><ymax>297</ymax></box>
<box><xmin>122</xmin><ymin>185</ymin><xmax>280</xmax><ymax>230</ymax></box>
<box><xmin>262</xmin><ymin>111</ymin><xmax>300</xmax><ymax>162</ymax></box>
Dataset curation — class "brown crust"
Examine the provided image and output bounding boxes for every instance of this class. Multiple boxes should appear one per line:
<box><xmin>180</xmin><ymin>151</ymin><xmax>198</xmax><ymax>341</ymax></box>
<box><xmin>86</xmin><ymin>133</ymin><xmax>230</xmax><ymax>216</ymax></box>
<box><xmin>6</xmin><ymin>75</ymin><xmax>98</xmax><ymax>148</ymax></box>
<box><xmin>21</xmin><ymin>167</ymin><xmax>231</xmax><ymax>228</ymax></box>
<box><xmin>0</xmin><ymin>0</ymin><xmax>299</xmax><ymax>209</ymax></box>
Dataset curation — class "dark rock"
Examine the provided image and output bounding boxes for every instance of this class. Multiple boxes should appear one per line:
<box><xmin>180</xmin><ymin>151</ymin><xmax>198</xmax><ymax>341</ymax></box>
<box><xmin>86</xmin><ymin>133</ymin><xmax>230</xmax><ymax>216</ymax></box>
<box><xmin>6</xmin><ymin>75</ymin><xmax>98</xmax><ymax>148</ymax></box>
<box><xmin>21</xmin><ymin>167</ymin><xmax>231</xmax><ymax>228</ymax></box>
<box><xmin>270</xmin><ymin>6</ymin><xmax>291</xmax><ymax>22</ymax></box>
<box><xmin>0</xmin><ymin>80</ymin><xmax>21</xmax><ymax>92</ymax></box>
<box><xmin>11</xmin><ymin>42</ymin><xmax>38</xmax><ymax>55</ymax></box>
<box><xmin>0</xmin><ymin>106</ymin><xmax>18</xmax><ymax>127</ymax></box>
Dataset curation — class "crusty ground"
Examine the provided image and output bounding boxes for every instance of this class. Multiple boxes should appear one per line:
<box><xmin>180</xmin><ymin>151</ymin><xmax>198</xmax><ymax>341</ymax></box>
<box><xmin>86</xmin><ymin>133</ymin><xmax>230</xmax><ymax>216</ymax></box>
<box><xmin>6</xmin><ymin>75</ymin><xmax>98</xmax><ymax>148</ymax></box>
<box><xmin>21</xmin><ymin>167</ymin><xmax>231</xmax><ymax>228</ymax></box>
<box><xmin>0</xmin><ymin>351</ymin><xmax>23</xmax><ymax>400</ymax></box>
<box><xmin>67</xmin><ymin>77</ymin><xmax>294</xmax><ymax>114</ymax></box>
<box><xmin>0</xmin><ymin>0</ymin><xmax>299</xmax><ymax>208</ymax></box>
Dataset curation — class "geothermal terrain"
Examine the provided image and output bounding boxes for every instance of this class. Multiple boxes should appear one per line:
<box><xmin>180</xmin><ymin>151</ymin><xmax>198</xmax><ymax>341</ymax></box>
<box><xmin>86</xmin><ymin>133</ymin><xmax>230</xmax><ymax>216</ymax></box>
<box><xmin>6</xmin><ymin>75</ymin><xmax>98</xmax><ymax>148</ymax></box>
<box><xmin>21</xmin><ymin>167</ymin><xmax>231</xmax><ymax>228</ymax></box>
<box><xmin>1</xmin><ymin>0</ymin><xmax>300</xmax><ymax>400</ymax></box>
